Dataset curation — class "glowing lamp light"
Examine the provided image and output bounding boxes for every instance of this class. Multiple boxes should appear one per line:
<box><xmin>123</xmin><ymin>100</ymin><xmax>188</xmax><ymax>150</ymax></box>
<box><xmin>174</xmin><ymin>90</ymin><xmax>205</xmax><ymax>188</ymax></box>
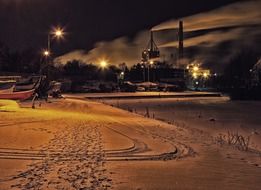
<box><xmin>55</xmin><ymin>30</ymin><xmax>62</xmax><ymax>37</ymax></box>
<box><xmin>203</xmin><ymin>72</ymin><xmax>208</xmax><ymax>78</ymax></box>
<box><xmin>193</xmin><ymin>66</ymin><xmax>199</xmax><ymax>72</ymax></box>
<box><xmin>192</xmin><ymin>72</ymin><xmax>197</xmax><ymax>79</ymax></box>
<box><xmin>43</xmin><ymin>50</ymin><xmax>50</xmax><ymax>57</ymax></box>
<box><xmin>52</xmin><ymin>27</ymin><xmax>65</xmax><ymax>39</ymax></box>
<box><xmin>100</xmin><ymin>60</ymin><xmax>108</xmax><ymax>68</ymax></box>
<box><xmin>149</xmin><ymin>60</ymin><xmax>154</xmax><ymax>65</ymax></box>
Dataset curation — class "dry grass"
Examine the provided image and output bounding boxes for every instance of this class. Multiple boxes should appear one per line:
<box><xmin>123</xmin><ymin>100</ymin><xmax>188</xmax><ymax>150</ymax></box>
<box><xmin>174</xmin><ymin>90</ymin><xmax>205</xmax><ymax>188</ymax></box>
<box><xmin>215</xmin><ymin>131</ymin><xmax>251</xmax><ymax>151</ymax></box>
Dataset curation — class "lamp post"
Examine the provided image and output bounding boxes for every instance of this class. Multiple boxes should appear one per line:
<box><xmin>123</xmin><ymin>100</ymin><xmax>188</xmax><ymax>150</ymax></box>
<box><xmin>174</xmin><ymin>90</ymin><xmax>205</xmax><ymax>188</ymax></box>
<box><xmin>148</xmin><ymin>60</ymin><xmax>154</xmax><ymax>82</ymax></box>
<box><xmin>47</xmin><ymin>27</ymin><xmax>64</xmax><ymax>57</ymax></box>
<box><xmin>141</xmin><ymin>64</ymin><xmax>145</xmax><ymax>82</ymax></box>
<box><xmin>42</xmin><ymin>27</ymin><xmax>65</xmax><ymax>78</ymax></box>
<box><xmin>99</xmin><ymin>60</ymin><xmax>108</xmax><ymax>83</ymax></box>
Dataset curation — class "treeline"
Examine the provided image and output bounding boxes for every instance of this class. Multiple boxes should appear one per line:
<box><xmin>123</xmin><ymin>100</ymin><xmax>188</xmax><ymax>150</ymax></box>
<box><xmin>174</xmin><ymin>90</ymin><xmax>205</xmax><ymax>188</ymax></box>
<box><xmin>59</xmin><ymin>60</ymin><xmax>121</xmax><ymax>82</ymax></box>
<box><xmin>0</xmin><ymin>42</ymin><xmax>122</xmax><ymax>82</ymax></box>
<box><xmin>0</xmin><ymin>43</ymin><xmax>41</xmax><ymax>74</ymax></box>
<box><xmin>0</xmin><ymin>42</ymin><xmax>177</xmax><ymax>83</ymax></box>
<box><xmin>214</xmin><ymin>49</ymin><xmax>261</xmax><ymax>100</ymax></box>
<box><xmin>1</xmin><ymin>42</ymin><xmax>261</xmax><ymax>99</ymax></box>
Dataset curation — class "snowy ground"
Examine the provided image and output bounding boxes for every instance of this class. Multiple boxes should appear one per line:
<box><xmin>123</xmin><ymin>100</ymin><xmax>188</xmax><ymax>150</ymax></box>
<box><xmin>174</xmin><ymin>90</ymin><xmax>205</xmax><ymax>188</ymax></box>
<box><xmin>64</xmin><ymin>91</ymin><xmax>221</xmax><ymax>99</ymax></box>
<box><xmin>0</xmin><ymin>98</ymin><xmax>260</xmax><ymax>189</ymax></box>
<box><xmin>103</xmin><ymin>97</ymin><xmax>261</xmax><ymax>150</ymax></box>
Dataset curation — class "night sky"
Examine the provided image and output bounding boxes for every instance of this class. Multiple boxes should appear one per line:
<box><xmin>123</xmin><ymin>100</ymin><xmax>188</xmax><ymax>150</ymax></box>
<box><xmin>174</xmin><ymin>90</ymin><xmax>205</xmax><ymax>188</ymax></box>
<box><xmin>0</xmin><ymin>0</ymin><xmax>241</xmax><ymax>55</ymax></box>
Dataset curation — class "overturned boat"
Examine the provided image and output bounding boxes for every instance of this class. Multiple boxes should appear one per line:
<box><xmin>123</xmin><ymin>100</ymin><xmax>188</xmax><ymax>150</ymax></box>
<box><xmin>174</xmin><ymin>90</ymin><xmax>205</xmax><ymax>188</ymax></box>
<box><xmin>15</xmin><ymin>76</ymin><xmax>42</xmax><ymax>91</ymax></box>
<box><xmin>0</xmin><ymin>76</ymin><xmax>43</xmax><ymax>100</ymax></box>
<box><xmin>0</xmin><ymin>89</ymin><xmax>35</xmax><ymax>100</ymax></box>
<box><xmin>0</xmin><ymin>80</ymin><xmax>16</xmax><ymax>93</ymax></box>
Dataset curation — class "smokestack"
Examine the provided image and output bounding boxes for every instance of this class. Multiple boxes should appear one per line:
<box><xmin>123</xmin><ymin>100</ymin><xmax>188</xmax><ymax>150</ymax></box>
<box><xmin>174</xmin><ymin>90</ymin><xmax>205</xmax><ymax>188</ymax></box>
<box><xmin>178</xmin><ymin>20</ymin><xmax>184</xmax><ymax>59</ymax></box>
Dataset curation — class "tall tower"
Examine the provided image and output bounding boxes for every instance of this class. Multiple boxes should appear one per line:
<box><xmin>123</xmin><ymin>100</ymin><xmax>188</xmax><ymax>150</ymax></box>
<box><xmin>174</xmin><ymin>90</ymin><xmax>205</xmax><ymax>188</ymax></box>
<box><xmin>178</xmin><ymin>20</ymin><xmax>184</xmax><ymax>59</ymax></box>
<box><xmin>142</xmin><ymin>31</ymin><xmax>160</xmax><ymax>62</ymax></box>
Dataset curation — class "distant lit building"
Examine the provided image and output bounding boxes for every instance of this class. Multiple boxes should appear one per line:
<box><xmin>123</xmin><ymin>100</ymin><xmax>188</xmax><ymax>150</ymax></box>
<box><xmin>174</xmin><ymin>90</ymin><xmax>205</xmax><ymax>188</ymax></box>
<box><xmin>141</xmin><ymin>31</ymin><xmax>160</xmax><ymax>63</ymax></box>
<box><xmin>186</xmin><ymin>62</ymin><xmax>211</xmax><ymax>90</ymax></box>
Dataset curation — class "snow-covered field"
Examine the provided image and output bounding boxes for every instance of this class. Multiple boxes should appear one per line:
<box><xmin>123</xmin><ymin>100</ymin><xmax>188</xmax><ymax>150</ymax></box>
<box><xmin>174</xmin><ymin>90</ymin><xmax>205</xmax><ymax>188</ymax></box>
<box><xmin>0</xmin><ymin>97</ymin><xmax>260</xmax><ymax>189</ymax></box>
<box><xmin>103</xmin><ymin>97</ymin><xmax>261</xmax><ymax>150</ymax></box>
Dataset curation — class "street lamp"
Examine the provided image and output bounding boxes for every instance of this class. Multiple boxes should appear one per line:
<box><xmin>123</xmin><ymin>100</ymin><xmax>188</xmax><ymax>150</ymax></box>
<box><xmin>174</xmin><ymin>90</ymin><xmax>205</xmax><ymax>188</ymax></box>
<box><xmin>53</xmin><ymin>28</ymin><xmax>64</xmax><ymax>39</ymax></box>
<box><xmin>192</xmin><ymin>72</ymin><xmax>198</xmax><ymax>79</ymax></box>
<box><xmin>40</xmin><ymin>49</ymin><xmax>51</xmax><ymax>74</ymax></box>
<box><xmin>119</xmin><ymin>71</ymin><xmax>125</xmax><ymax>84</ymax></box>
<box><xmin>42</xmin><ymin>26</ymin><xmax>65</xmax><ymax>77</ymax></box>
<box><xmin>148</xmin><ymin>60</ymin><xmax>154</xmax><ymax>82</ymax></box>
<box><xmin>203</xmin><ymin>72</ymin><xmax>209</xmax><ymax>79</ymax></box>
<box><xmin>47</xmin><ymin>27</ymin><xmax>65</xmax><ymax>55</ymax></box>
<box><xmin>43</xmin><ymin>50</ymin><xmax>50</xmax><ymax>57</ymax></box>
<box><xmin>100</xmin><ymin>60</ymin><xmax>108</xmax><ymax>69</ymax></box>
<box><xmin>193</xmin><ymin>66</ymin><xmax>199</xmax><ymax>72</ymax></box>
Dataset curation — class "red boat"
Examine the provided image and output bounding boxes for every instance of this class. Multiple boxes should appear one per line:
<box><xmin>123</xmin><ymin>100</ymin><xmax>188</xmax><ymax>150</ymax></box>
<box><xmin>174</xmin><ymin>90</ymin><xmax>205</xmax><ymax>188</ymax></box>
<box><xmin>0</xmin><ymin>89</ymin><xmax>35</xmax><ymax>100</ymax></box>
<box><xmin>0</xmin><ymin>80</ymin><xmax>16</xmax><ymax>93</ymax></box>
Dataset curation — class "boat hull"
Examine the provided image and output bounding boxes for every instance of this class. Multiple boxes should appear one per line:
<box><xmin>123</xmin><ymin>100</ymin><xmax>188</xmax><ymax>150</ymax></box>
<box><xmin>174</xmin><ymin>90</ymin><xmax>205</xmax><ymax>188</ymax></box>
<box><xmin>0</xmin><ymin>81</ymin><xmax>15</xmax><ymax>93</ymax></box>
<box><xmin>15</xmin><ymin>83</ymin><xmax>35</xmax><ymax>91</ymax></box>
<box><xmin>0</xmin><ymin>89</ymin><xmax>35</xmax><ymax>100</ymax></box>
<box><xmin>0</xmin><ymin>86</ymin><xmax>15</xmax><ymax>93</ymax></box>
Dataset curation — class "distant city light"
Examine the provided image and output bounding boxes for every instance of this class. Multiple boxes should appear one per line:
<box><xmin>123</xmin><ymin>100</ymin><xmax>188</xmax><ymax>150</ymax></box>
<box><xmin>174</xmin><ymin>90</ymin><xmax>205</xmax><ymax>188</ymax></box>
<box><xmin>193</xmin><ymin>66</ymin><xmax>199</xmax><ymax>72</ymax></box>
<box><xmin>193</xmin><ymin>72</ymin><xmax>197</xmax><ymax>79</ymax></box>
<box><xmin>119</xmin><ymin>71</ymin><xmax>125</xmax><ymax>80</ymax></box>
<box><xmin>203</xmin><ymin>72</ymin><xmax>209</xmax><ymax>78</ymax></box>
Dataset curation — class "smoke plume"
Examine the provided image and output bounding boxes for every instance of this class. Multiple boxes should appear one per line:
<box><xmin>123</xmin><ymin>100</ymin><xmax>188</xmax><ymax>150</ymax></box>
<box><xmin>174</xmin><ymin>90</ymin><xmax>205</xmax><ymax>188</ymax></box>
<box><xmin>57</xmin><ymin>0</ymin><xmax>261</xmax><ymax>71</ymax></box>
